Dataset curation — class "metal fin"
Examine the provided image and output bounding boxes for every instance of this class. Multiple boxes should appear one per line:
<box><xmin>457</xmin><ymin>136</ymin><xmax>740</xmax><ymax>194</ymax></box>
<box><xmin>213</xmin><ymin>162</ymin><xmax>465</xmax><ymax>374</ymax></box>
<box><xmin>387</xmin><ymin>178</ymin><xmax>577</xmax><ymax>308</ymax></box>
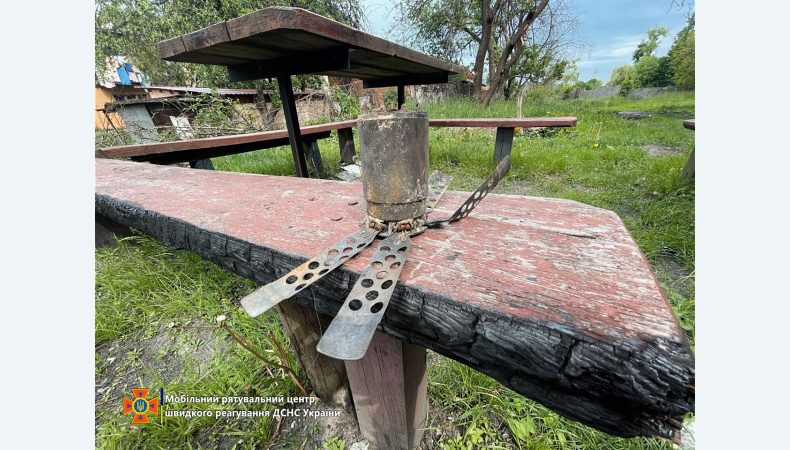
<box><xmin>426</xmin><ymin>170</ymin><xmax>453</xmax><ymax>212</ymax></box>
<box><xmin>240</xmin><ymin>228</ymin><xmax>378</xmax><ymax>317</ymax></box>
<box><xmin>317</xmin><ymin>233</ymin><xmax>412</xmax><ymax>360</ymax></box>
<box><xmin>427</xmin><ymin>155</ymin><xmax>511</xmax><ymax>227</ymax></box>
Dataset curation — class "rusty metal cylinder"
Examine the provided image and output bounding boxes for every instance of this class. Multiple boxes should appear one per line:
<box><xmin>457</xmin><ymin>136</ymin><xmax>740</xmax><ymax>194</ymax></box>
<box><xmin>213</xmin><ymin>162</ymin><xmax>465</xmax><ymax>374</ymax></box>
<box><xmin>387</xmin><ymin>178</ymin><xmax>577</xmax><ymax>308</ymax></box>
<box><xmin>358</xmin><ymin>110</ymin><xmax>429</xmax><ymax>222</ymax></box>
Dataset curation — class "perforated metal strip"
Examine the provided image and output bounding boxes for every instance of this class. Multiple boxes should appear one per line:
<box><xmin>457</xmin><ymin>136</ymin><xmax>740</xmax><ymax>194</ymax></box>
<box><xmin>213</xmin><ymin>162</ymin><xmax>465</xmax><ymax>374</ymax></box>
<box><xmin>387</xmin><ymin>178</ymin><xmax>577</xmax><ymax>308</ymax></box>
<box><xmin>317</xmin><ymin>233</ymin><xmax>412</xmax><ymax>360</ymax></box>
<box><xmin>241</xmin><ymin>228</ymin><xmax>379</xmax><ymax>317</ymax></box>
<box><xmin>427</xmin><ymin>155</ymin><xmax>511</xmax><ymax>226</ymax></box>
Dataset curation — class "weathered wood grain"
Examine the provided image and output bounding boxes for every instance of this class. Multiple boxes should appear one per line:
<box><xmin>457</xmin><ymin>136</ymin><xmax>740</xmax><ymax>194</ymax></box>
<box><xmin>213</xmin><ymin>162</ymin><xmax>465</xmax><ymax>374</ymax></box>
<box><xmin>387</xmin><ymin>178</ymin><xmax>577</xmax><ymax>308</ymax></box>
<box><xmin>156</xmin><ymin>7</ymin><xmax>463</xmax><ymax>82</ymax></box>
<box><xmin>276</xmin><ymin>301</ymin><xmax>351</xmax><ymax>409</ymax></box>
<box><xmin>430</xmin><ymin>117</ymin><xmax>577</xmax><ymax>128</ymax></box>
<box><xmin>345</xmin><ymin>331</ymin><xmax>427</xmax><ymax>450</ymax></box>
<box><xmin>96</xmin><ymin>118</ymin><xmax>575</xmax><ymax>163</ymax></box>
<box><xmin>95</xmin><ymin>159</ymin><xmax>694</xmax><ymax>440</ymax></box>
<box><xmin>97</xmin><ymin>121</ymin><xmax>355</xmax><ymax>160</ymax></box>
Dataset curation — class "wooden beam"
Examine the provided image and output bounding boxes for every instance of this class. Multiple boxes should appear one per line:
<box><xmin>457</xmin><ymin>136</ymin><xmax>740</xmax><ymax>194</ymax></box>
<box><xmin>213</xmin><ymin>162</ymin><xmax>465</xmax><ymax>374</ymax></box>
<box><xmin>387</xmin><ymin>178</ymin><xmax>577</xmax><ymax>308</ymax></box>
<box><xmin>362</xmin><ymin>72</ymin><xmax>449</xmax><ymax>89</ymax></box>
<box><xmin>95</xmin><ymin>159</ymin><xmax>694</xmax><ymax>440</ymax></box>
<box><xmin>228</xmin><ymin>47</ymin><xmax>350</xmax><ymax>82</ymax></box>
<box><xmin>98</xmin><ymin>122</ymin><xmax>354</xmax><ymax>159</ymax></box>
<box><xmin>277</xmin><ymin>75</ymin><xmax>309</xmax><ymax>178</ymax></box>
<box><xmin>493</xmin><ymin>127</ymin><xmax>515</xmax><ymax>165</ymax></box>
<box><xmin>95</xmin><ymin>213</ymin><xmax>132</xmax><ymax>248</ymax></box>
<box><xmin>276</xmin><ymin>301</ymin><xmax>352</xmax><ymax>409</ymax></box>
<box><xmin>345</xmin><ymin>331</ymin><xmax>427</xmax><ymax>450</ymax></box>
<box><xmin>429</xmin><ymin>117</ymin><xmax>577</xmax><ymax>128</ymax></box>
<box><xmin>337</xmin><ymin>128</ymin><xmax>356</xmax><ymax>165</ymax></box>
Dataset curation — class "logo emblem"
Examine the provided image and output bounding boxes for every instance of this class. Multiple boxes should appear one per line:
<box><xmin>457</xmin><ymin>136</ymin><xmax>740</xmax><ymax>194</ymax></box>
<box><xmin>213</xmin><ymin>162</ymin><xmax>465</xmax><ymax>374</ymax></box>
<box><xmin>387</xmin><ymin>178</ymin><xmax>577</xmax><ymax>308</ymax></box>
<box><xmin>122</xmin><ymin>388</ymin><xmax>159</xmax><ymax>424</ymax></box>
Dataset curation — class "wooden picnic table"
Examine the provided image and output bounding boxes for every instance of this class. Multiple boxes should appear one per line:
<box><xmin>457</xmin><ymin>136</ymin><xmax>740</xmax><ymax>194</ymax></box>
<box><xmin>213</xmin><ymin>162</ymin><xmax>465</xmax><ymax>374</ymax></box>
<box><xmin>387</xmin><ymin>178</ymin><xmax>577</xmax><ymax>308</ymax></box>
<box><xmin>121</xmin><ymin>8</ymin><xmax>694</xmax><ymax>448</ymax></box>
<box><xmin>157</xmin><ymin>6</ymin><xmax>464</xmax><ymax>178</ymax></box>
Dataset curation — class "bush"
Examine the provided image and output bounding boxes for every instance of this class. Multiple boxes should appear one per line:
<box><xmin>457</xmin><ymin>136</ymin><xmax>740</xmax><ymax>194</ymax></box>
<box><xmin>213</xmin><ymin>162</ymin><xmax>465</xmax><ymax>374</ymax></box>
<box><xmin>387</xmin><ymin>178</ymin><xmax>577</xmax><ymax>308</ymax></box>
<box><xmin>330</xmin><ymin>87</ymin><xmax>360</xmax><ymax>120</ymax></box>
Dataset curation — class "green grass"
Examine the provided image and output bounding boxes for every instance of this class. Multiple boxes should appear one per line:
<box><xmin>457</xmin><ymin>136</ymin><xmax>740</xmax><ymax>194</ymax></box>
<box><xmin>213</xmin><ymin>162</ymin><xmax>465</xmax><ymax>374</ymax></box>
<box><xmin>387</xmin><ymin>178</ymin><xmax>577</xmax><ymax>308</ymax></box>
<box><xmin>96</xmin><ymin>92</ymin><xmax>694</xmax><ymax>449</ymax></box>
<box><xmin>95</xmin><ymin>236</ymin><xmax>301</xmax><ymax>449</ymax></box>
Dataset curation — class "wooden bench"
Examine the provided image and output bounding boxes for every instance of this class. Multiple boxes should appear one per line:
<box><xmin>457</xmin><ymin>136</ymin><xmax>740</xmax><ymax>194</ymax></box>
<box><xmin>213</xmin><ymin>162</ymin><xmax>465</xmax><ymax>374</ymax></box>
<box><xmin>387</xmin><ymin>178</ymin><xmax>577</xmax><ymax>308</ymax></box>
<box><xmin>97</xmin><ymin>116</ymin><xmax>576</xmax><ymax>173</ymax></box>
<box><xmin>96</xmin><ymin>119</ymin><xmax>358</xmax><ymax>176</ymax></box>
<box><xmin>95</xmin><ymin>158</ymin><xmax>694</xmax><ymax>445</ymax></box>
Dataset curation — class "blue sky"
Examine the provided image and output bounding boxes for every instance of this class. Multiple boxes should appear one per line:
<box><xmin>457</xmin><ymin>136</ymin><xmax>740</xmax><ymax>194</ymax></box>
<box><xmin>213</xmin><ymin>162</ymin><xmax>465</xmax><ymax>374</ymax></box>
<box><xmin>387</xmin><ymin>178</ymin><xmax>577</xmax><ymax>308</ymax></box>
<box><xmin>360</xmin><ymin>0</ymin><xmax>694</xmax><ymax>82</ymax></box>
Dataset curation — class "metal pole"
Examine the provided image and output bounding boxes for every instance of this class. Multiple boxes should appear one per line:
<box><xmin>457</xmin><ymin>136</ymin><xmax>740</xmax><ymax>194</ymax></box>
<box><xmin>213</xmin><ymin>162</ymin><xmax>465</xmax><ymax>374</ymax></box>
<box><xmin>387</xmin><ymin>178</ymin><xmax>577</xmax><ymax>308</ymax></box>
<box><xmin>277</xmin><ymin>75</ymin><xmax>309</xmax><ymax>178</ymax></box>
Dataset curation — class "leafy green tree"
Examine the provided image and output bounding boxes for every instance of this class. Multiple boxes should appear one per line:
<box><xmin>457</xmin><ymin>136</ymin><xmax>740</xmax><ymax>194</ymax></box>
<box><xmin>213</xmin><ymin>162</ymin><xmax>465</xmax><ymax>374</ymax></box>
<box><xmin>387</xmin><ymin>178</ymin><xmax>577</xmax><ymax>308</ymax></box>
<box><xmin>633</xmin><ymin>55</ymin><xmax>673</xmax><ymax>87</ymax></box>
<box><xmin>399</xmin><ymin>0</ymin><xmax>578</xmax><ymax>105</ymax></box>
<box><xmin>632</xmin><ymin>26</ymin><xmax>669</xmax><ymax>62</ymax></box>
<box><xmin>95</xmin><ymin>0</ymin><xmax>364</xmax><ymax>87</ymax></box>
<box><xmin>668</xmin><ymin>13</ymin><xmax>695</xmax><ymax>88</ymax></box>
<box><xmin>608</xmin><ymin>65</ymin><xmax>634</xmax><ymax>86</ymax></box>
<box><xmin>582</xmin><ymin>78</ymin><xmax>603</xmax><ymax>90</ymax></box>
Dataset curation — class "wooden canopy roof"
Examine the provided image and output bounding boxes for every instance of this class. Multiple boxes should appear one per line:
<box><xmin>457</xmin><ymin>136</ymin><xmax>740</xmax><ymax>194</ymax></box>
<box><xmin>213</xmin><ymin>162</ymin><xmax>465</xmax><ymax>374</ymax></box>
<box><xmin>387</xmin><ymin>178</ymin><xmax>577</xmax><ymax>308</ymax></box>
<box><xmin>157</xmin><ymin>7</ymin><xmax>464</xmax><ymax>87</ymax></box>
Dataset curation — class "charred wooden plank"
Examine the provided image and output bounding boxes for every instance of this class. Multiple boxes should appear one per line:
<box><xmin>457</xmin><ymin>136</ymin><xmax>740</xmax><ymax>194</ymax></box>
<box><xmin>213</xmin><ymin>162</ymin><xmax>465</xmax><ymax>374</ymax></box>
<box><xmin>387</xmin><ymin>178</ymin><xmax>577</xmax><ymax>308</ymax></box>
<box><xmin>95</xmin><ymin>159</ymin><xmax>694</xmax><ymax>440</ymax></box>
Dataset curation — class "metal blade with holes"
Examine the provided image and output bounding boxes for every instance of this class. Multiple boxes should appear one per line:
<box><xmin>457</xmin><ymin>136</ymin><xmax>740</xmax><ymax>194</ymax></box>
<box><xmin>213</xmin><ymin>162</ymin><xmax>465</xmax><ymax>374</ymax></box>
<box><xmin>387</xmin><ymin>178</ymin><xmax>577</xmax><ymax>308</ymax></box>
<box><xmin>428</xmin><ymin>155</ymin><xmax>511</xmax><ymax>226</ymax></box>
<box><xmin>317</xmin><ymin>233</ymin><xmax>412</xmax><ymax>360</ymax></box>
<box><xmin>241</xmin><ymin>228</ymin><xmax>378</xmax><ymax>317</ymax></box>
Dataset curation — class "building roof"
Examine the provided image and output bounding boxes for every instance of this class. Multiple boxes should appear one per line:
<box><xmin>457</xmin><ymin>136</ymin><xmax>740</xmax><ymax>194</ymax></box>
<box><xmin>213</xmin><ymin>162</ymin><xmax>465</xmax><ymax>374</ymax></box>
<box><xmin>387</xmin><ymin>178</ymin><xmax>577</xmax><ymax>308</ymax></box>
<box><xmin>148</xmin><ymin>86</ymin><xmax>262</xmax><ymax>96</ymax></box>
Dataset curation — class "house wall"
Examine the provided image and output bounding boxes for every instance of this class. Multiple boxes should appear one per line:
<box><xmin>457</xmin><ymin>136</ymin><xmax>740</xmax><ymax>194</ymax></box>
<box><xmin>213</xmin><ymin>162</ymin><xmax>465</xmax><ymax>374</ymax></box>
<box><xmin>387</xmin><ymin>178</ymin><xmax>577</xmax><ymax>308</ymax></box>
<box><xmin>94</xmin><ymin>86</ymin><xmax>146</xmax><ymax>130</ymax></box>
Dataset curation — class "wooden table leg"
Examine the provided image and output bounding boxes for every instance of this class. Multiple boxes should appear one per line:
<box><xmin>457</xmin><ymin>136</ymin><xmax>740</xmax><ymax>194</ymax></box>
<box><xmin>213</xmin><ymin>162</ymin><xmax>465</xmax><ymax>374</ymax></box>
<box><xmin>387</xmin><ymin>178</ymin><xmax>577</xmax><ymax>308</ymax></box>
<box><xmin>303</xmin><ymin>139</ymin><xmax>327</xmax><ymax>178</ymax></box>
<box><xmin>338</xmin><ymin>128</ymin><xmax>356</xmax><ymax>165</ymax></box>
<box><xmin>681</xmin><ymin>148</ymin><xmax>695</xmax><ymax>182</ymax></box>
<box><xmin>188</xmin><ymin>159</ymin><xmax>215</xmax><ymax>170</ymax></box>
<box><xmin>95</xmin><ymin>213</ymin><xmax>132</xmax><ymax>248</ymax></box>
<box><xmin>344</xmin><ymin>331</ymin><xmax>428</xmax><ymax>450</ymax></box>
<box><xmin>277</xmin><ymin>75</ymin><xmax>310</xmax><ymax>178</ymax></box>
<box><xmin>276</xmin><ymin>301</ymin><xmax>352</xmax><ymax>409</ymax></box>
<box><xmin>493</xmin><ymin>127</ymin><xmax>515</xmax><ymax>165</ymax></box>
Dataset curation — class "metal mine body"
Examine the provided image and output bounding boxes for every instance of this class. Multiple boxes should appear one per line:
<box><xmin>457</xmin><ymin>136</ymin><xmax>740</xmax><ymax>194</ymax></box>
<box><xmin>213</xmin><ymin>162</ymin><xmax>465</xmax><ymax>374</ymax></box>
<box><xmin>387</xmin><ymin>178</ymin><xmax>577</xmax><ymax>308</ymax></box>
<box><xmin>358</xmin><ymin>110</ymin><xmax>429</xmax><ymax>223</ymax></box>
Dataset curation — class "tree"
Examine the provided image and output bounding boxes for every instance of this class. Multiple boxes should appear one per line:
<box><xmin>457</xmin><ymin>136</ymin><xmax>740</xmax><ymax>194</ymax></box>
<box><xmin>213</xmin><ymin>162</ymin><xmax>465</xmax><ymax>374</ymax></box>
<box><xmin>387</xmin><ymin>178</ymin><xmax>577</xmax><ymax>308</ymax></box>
<box><xmin>632</xmin><ymin>26</ymin><xmax>669</xmax><ymax>62</ymax></box>
<box><xmin>608</xmin><ymin>65</ymin><xmax>634</xmax><ymax>86</ymax></box>
<box><xmin>399</xmin><ymin>0</ymin><xmax>577</xmax><ymax>106</ymax></box>
<box><xmin>95</xmin><ymin>0</ymin><xmax>364</xmax><ymax>87</ymax></box>
<box><xmin>668</xmin><ymin>13</ymin><xmax>694</xmax><ymax>88</ymax></box>
<box><xmin>633</xmin><ymin>55</ymin><xmax>672</xmax><ymax>87</ymax></box>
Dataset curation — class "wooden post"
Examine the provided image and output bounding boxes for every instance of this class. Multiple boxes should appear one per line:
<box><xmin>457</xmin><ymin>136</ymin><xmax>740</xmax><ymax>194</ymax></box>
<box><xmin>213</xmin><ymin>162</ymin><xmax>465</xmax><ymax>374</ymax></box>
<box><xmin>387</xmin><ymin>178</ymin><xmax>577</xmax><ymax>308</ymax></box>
<box><xmin>338</xmin><ymin>128</ymin><xmax>356</xmax><ymax>165</ymax></box>
<box><xmin>303</xmin><ymin>139</ymin><xmax>327</xmax><ymax>178</ymax></box>
<box><xmin>493</xmin><ymin>127</ymin><xmax>515</xmax><ymax>165</ymax></box>
<box><xmin>275</xmin><ymin>301</ymin><xmax>352</xmax><ymax>409</ymax></box>
<box><xmin>95</xmin><ymin>213</ymin><xmax>132</xmax><ymax>248</ymax></box>
<box><xmin>681</xmin><ymin>148</ymin><xmax>695</xmax><ymax>183</ymax></box>
<box><xmin>397</xmin><ymin>85</ymin><xmax>405</xmax><ymax>109</ymax></box>
<box><xmin>277</xmin><ymin>75</ymin><xmax>310</xmax><ymax>178</ymax></box>
<box><xmin>189</xmin><ymin>159</ymin><xmax>215</xmax><ymax>170</ymax></box>
<box><xmin>344</xmin><ymin>331</ymin><xmax>428</xmax><ymax>450</ymax></box>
